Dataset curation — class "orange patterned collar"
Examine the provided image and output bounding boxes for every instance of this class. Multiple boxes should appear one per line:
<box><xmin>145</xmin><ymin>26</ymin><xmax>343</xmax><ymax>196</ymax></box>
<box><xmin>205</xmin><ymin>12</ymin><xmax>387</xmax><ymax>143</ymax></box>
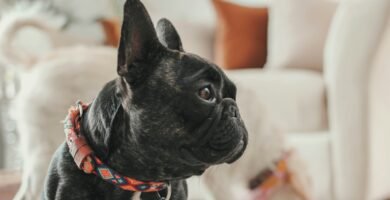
<box><xmin>64</xmin><ymin>101</ymin><xmax>168</xmax><ymax>193</ymax></box>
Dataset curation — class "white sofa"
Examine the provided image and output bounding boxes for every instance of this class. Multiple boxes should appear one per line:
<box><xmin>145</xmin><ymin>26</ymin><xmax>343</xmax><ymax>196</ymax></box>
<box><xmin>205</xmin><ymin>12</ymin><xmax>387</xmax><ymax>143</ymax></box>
<box><xmin>143</xmin><ymin>0</ymin><xmax>390</xmax><ymax>199</ymax></box>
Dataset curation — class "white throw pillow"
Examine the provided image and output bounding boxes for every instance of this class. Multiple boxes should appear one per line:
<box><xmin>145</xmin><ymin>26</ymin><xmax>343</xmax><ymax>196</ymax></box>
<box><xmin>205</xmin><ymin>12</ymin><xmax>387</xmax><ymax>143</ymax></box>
<box><xmin>266</xmin><ymin>0</ymin><xmax>337</xmax><ymax>71</ymax></box>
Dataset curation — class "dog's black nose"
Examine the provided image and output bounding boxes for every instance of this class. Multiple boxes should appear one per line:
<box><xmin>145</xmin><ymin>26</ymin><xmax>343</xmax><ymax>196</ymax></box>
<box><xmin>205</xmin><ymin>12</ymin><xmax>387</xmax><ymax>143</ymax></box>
<box><xmin>221</xmin><ymin>98</ymin><xmax>239</xmax><ymax>119</ymax></box>
<box><xmin>229</xmin><ymin>105</ymin><xmax>238</xmax><ymax>118</ymax></box>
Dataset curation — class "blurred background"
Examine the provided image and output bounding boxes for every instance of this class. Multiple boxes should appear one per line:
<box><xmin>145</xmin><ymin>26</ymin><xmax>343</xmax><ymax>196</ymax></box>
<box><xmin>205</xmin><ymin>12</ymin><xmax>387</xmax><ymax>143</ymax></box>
<box><xmin>0</xmin><ymin>0</ymin><xmax>389</xmax><ymax>200</ymax></box>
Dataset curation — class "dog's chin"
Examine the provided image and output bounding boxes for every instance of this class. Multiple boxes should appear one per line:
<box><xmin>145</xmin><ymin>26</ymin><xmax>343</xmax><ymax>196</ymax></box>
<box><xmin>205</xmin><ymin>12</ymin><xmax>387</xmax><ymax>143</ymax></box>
<box><xmin>225</xmin><ymin>139</ymin><xmax>247</xmax><ymax>163</ymax></box>
<box><xmin>180</xmin><ymin>126</ymin><xmax>247</xmax><ymax>167</ymax></box>
<box><xmin>180</xmin><ymin>108</ymin><xmax>248</xmax><ymax>167</ymax></box>
<box><xmin>181</xmin><ymin>138</ymin><xmax>245</xmax><ymax>166</ymax></box>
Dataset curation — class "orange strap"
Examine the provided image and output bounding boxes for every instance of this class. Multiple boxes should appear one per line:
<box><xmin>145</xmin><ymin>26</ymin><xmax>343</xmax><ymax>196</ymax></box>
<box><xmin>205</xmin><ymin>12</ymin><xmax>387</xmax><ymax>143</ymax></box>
<box><xmin>251</xmin><ymin>152</ymin><xmax>291</xmax><ymax>200</ymax></box>
<box><xmin>64</xmin><ymin>101</ymin><xmax>168</xmax><ymax>192</ymax></box>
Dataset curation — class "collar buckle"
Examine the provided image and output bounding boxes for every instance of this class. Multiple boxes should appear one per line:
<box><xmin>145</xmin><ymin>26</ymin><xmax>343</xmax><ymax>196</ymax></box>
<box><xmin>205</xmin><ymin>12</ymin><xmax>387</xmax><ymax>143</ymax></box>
<box><xmin>76</xmin><ymin>100</ymin><xmax>84</xmax><ymax>117</ymax></box>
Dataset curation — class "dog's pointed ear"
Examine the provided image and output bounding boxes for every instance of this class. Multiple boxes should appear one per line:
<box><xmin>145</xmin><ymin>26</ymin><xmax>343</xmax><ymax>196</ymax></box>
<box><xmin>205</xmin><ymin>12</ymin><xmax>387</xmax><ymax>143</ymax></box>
<box><xmin>117</xmin><ymin>0</ymin><xmax>162</xmax><ymax>78</ymax></box>
<box><xmin>156</xmin><ymin>18</ymin><xmax>184</xmax><ymax>51</ymax></box>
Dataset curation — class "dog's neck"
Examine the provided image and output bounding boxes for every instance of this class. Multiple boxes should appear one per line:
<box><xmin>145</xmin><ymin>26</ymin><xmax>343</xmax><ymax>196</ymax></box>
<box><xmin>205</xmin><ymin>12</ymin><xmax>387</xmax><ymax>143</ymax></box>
<box><xmin>79</xmin><ymin>79</ymin><xmax>155</xmax><ymax>181</ymax></box>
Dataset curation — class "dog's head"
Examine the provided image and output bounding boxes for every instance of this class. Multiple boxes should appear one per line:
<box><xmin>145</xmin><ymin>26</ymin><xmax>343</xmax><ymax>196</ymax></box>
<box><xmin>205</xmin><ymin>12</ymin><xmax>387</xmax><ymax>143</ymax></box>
<box><xmin>90</xmin><ymin>0</ymin><xmax>248</xmax><ymax>181</ymax></box>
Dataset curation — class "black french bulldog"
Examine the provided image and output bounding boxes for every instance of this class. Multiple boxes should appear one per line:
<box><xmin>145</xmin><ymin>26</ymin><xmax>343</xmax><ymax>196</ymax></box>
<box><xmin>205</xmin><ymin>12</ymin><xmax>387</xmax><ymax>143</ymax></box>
<box><xmin>43</xmin><ymin>0</ymin><xmax>248</xmax><ymax>199</ymax></box>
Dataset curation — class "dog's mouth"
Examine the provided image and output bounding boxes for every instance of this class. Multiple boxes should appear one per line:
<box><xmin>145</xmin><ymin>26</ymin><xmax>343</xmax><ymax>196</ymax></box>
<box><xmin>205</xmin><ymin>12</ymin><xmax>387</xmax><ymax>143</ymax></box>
<box><xmin>179</xmin><ymin>98</ymin><xmax>248</xmax><ymax>167</ymax></box>
<box><xmin>180</xmin><ymin>118</ymin><xmax>248</xmax><ymax>166</ymax></box>
<box><xmin>180</xmin><ymin>138</ymin><xmax>246</xmax><ymax>166</ymax></box>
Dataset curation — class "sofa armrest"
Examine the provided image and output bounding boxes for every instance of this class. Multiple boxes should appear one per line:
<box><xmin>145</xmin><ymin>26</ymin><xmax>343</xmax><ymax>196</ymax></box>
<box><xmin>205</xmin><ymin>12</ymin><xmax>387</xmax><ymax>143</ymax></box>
<box><xmin>368</xmin><ymin>19</ymin><xmax>390</xmax><ymax>200</ymax></box>
<box><xmin>324</xmin><ymin>1</ymin><xmax>390</xmax><ymax>199</ymax></box>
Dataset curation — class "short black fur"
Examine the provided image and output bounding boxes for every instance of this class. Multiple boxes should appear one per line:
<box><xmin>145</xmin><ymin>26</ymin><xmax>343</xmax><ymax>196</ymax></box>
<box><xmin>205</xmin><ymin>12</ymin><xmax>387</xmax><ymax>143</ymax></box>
<box><xmin>43</xmin><ymin>0</ymin><xmax>248</xmax><ymax>199</ymax></box>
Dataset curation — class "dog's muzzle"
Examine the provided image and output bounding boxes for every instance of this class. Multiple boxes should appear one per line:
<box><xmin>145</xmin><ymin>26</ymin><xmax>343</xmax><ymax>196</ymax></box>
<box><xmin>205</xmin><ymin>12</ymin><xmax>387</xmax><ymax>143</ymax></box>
<box><xmin>181</xmin><ymin>98</ymin><xmax>248</xmax><ymax>166</ymax></box>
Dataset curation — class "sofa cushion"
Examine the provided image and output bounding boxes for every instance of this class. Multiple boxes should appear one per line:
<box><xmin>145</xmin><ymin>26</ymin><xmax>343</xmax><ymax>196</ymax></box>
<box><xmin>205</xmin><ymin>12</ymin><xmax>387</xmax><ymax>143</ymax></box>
<box><xmin>142</xmin><ymin>0</ymin><xmax>216</xmax><ymax>24</ymax></box>
<box><xmin>141</xmin><ymin>0</ymin><xmax>271</xmax><ymax>62</ymax></box>
<box><xmin>265</xmin><ymin>0</ymin><xmax>337</xmax><ymax>71</ymax></box>
<box><xmin>213</xmin><ymin>0</ymin><xmax>268</xmax><ymax>69</ymax></box>
<box><xmin>227</xmin><ymin>69</ymin><xmax>327</xmax><ymax>132</ymax></box>
<box><xmin>142</xmin><ymin>0</ymin><xmax>216</xmax><ymax>60</ymax></box>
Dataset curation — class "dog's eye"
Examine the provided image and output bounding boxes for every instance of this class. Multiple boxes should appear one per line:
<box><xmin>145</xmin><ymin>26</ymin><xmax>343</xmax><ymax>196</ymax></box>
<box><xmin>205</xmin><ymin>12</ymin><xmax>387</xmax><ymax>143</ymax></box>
<box><xmin>199</xmin><ymin>86</ymin><xmax>214</xmax><ymax>102</ymax></box>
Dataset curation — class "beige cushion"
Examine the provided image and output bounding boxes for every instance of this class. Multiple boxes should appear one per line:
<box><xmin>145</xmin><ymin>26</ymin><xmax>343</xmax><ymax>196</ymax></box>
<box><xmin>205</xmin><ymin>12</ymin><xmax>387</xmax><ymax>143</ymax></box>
<box><xmin>227</xmin><ymin>69</ymin><xmax>327</xmax><ymax>132</ymax></box>
<box><xmin>227</xmin><ymin>0</ymin><xmax>268</xmax><ymax>7</ymax></box>
<box><xmin>142</xmin><ymin>0</ymin><xmax>216</xmax><ymax>24</ymax></box>
<box><xmin>168</xmin><ymin>21</ymin><xmax>215</xmax><ymax>61</ymax></box>
<box><xmin>142</xmin><ymin>0</ymin><xmax>216</xmax><ymax>60</ymax></box>
<box><xmin>266</xmin><ymin>0</ymin><xmax>337</xmax><ymax>71</ymax></box>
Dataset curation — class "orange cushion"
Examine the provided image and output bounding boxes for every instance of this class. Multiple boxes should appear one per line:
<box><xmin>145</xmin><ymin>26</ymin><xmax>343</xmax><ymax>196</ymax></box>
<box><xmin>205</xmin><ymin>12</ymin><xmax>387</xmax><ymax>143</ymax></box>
<box><xmin>213</xmin><ymin>0</ymin><xmax>268</xmax><ymax>69</ymax></box>
<box><xmin>0</xmin><ymin>170</ymin><xmax>21</xmax><ymax>200</ymax></box>
<box><xmin>100</xmin><ymin>18</ymin><xmax>122</xmax><ymax>47</ymax></box>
